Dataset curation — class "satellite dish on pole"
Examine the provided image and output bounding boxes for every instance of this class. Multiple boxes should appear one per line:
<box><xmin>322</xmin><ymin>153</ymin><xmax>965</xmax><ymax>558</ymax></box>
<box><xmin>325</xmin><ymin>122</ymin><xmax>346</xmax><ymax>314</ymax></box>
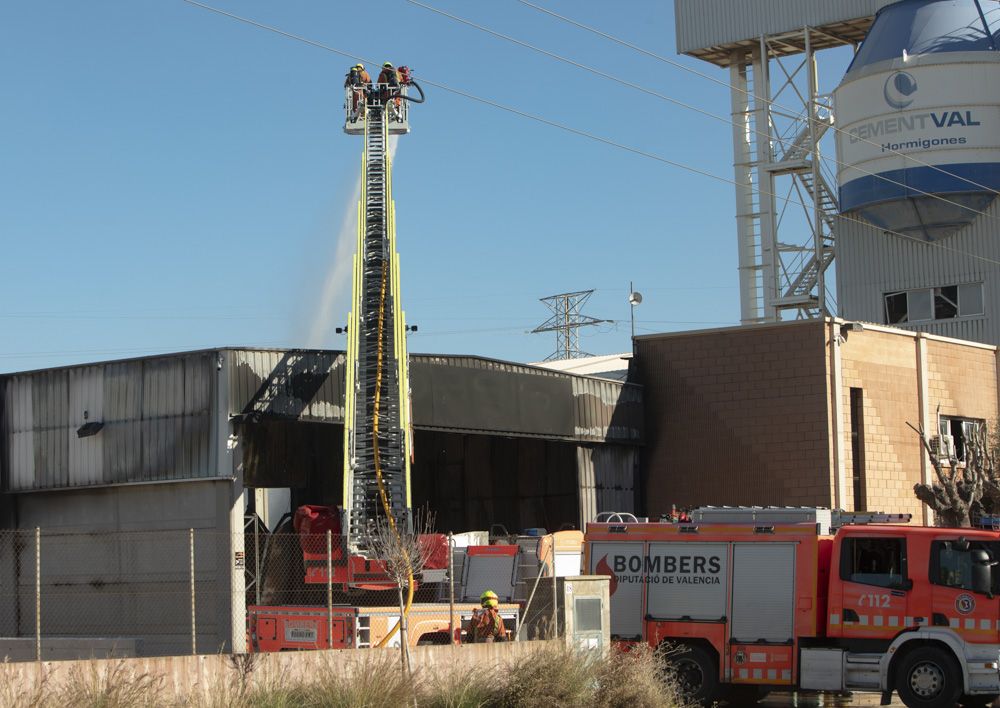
<box><xmin>628</xmin><ymin>284</ymin><xmax>642</xmax><ymax>340</ymax></box>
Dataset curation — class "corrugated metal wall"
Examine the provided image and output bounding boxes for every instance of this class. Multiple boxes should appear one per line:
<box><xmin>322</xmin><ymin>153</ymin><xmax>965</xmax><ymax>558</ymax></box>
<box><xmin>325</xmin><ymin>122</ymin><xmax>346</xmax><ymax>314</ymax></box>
<box><xmin>228</xmin><ymin>349</ymin><xmax>643</xmax><ymax>444</ymax></box>
<box><xmin>675</xmin><ymin>0</ymin><xmax>894</xmax><ymax>54</ymax></box>
<box><xmin>576</xmin><ymin>445</ymin><xmax>636</xmax><ymax>526</ymax></box>
<box><xmin>836</xmin><ymin>202</ymin><xmax>1000</xmax><ymax>345</ymax></box>
<box><xmin>572</xmin><ymin>376</ymin><xmax>642</xmax><ymax>443</ymax></box>
<box><xmin>228</xmin><ymin>349</ymin><xmax>345</xmax><ymax>423</ymax></box>
<box><xmin>3</xmin><ymin>348</ymin><xmax>641</xmax><ymax>493</ymax></box>
<box><xmin>3</xmin><ymin>353</ymin><xmax>216</xmax><ymax>491</ymax></box>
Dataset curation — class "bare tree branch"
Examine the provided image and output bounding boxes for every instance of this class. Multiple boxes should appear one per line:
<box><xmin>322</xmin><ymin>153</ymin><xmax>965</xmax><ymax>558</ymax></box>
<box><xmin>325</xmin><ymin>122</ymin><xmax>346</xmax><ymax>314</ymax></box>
<box><xmin>909</xmin><ymin>419</ymin><xmax>996</xmax><ymax>528</ymax></box>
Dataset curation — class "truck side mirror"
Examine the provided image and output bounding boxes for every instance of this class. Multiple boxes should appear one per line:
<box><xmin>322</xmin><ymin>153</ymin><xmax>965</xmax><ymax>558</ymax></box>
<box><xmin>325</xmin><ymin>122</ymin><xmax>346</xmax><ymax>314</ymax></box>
<box><xmin>971</xmin><ymin>549</ymin><xmax>995</xmax><ymax>595</ymax></box>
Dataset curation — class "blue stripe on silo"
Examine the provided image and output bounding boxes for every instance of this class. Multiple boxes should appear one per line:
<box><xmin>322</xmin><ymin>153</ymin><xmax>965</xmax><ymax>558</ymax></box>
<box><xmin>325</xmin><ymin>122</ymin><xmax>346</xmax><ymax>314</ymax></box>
<box><xmin>839</xmin><ymin>162</ymin><xmax>1000</xmax><ymax>213</ymax></box>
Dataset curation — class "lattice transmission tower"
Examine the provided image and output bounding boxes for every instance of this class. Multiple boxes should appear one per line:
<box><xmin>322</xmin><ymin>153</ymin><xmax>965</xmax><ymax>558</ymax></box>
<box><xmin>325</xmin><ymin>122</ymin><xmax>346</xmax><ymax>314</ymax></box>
<box><xmin>532</xmin><ymin>289</ymin><xmax>609</xmax><ymax>361</ymax></box>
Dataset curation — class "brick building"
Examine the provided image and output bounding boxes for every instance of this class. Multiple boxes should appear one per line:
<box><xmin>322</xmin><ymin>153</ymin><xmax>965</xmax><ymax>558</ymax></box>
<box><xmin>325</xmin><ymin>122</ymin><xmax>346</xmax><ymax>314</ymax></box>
<box><xmin>634</xmin><ymin>319</ymin><xmax>999</xmax><ymax>524</ymax></box>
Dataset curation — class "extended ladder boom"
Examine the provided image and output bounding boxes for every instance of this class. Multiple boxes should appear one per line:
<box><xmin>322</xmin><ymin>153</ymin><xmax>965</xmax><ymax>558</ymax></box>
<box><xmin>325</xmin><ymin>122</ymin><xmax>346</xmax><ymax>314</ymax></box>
<box><xmin>343</xmin><ymin>101</ymin><xmax>413</xmax><ymax>553</ymax></box>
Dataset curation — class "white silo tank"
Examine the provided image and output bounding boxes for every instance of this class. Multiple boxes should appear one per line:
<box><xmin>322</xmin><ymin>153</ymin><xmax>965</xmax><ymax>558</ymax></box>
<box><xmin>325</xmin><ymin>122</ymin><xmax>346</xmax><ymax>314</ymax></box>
<box><xmin>834</xmin><ymin>0</ymin><xmax>1000</xmax><ymax>240</ymax></box>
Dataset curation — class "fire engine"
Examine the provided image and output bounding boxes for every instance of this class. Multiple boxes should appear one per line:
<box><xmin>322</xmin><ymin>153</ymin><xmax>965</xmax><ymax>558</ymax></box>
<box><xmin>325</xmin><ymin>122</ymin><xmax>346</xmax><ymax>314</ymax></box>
<box><xmin>586</xmin><ymin>507</ymin><xmax>1000</xmax><ymax>708</ymax></box>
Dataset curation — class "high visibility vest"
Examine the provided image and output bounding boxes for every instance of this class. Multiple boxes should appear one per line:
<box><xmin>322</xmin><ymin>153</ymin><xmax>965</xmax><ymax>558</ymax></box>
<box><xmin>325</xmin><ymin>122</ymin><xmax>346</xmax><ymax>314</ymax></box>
<box><xmin>471</xmin><ymin>608</ymin><xmax>507</xmax><ymax>641</ymax></box>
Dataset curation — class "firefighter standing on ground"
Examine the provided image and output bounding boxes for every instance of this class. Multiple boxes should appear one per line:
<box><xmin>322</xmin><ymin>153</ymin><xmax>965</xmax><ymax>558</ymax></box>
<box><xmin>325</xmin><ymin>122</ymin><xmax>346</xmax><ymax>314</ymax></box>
<box><xmin>468</xmin><ymin>590</ymin><xmax>507</xmax><ymax>643</ymax></box>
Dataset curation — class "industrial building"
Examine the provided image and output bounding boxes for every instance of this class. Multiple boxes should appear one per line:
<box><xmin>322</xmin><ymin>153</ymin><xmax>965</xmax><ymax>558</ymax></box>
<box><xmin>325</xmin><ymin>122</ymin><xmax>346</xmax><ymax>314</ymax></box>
<box><xmin>0</xmin><ymin>348</ymin><xmax>641</xmax><ymax>655</ymax></box>
<box><xmin>635</xmin><ymin>318</ymin><xmax>998</xmax><ymax>524</ymax></box>
<box><xmin>656</xmin><ymin>1</ymin><xmax>1000</xmax><ymax>519</ymax></box>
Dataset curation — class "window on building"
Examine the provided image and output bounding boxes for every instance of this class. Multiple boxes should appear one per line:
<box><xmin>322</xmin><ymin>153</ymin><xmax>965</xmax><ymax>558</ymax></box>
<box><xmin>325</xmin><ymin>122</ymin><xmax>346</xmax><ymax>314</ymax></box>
<box><xmin>959</xmin><ymin>283</ymin><xmax>985</xmax><ymax>316</ymax></box>
<box><xmin>930</xmin><ymin>540</ymin><xmax>1000</xmax><ymax>594</ymax></box>
<box><xmin>841</xmin><ymin>537</ymin><xmax>907</xmax><ymax>588</ymax></box>
<box><xmin>884</xmin><ymin>282</ymin><xmax>983</xmax><ymax>324</ymax></box>
<box><xmin>885</xmin><ymin>292</ymin><xmax>907</xmax><ymax>324</ymax></box>
<box><xmin>909</xmin><ymin>289</ymin><xmax>932</xmax><ymax>321</ymax></box>
<box><xmin>850</xmin><ymin>388</ymin><xmax>867</xmax><ymax>512</ymax></box>
<box><xmin>939</xmin><ymin>417</ymin><xmax>984</xmax><ymax>463</ymax></box>
<box><xmin>934</xmin><ymin>286</ymin><xmax>958</xmax><ymax>320</ymax></box>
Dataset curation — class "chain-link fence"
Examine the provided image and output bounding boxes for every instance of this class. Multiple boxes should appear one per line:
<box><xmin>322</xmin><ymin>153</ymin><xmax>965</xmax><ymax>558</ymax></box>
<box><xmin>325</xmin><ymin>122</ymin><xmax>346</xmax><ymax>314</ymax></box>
<box><xmin>0</xmin><ymin>529</ymin><xmax>233</xmax><ymax>661</ymax></box>
<box><xmin>0</xmin><ymin>526</ymin><xmax>573</xmax><ymax>661</ymax></box>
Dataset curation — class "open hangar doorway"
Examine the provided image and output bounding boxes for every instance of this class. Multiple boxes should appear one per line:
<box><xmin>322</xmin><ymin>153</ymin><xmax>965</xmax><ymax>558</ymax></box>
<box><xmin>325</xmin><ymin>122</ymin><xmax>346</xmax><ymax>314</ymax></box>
<box><xmin>239</xmin><ymin>420</ymin><xmax>584</xmax><ymax>535</ymax></box>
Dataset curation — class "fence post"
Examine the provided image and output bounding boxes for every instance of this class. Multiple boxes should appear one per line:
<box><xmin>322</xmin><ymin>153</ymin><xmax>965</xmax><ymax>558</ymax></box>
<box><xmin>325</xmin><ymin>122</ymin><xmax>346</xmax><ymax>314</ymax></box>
<box><xmin>35</xmin><ymin>527</ymin><xmax>40</xmax><ymax>662</ymax></box>
<box><xmin>448</xmin><ymin>533</ymin><xmax>455</xmax><ymax>644</ymax></box>
<box><xmin>551</xmin><ymin>541</ymin><xmax>558</xmax><ymax>639</ymax></box>
<box><xmin>254</xmin><ymin>522</ymin><xmax>261</xmax><ymax>605</ymax></box>
<box><xmin>326</xmin><ymin>530</ymin><xmax>333</xmax><ymax>649</ymax></box>
<box><xmin>190</xmin><ymin>528</ymin><xmax>196</xmax><ymax>656</ymax></box>
<box><xmin>515</xmin><ymin>542</ymin><xmax>552</xmax><ymax>642</ymax></box>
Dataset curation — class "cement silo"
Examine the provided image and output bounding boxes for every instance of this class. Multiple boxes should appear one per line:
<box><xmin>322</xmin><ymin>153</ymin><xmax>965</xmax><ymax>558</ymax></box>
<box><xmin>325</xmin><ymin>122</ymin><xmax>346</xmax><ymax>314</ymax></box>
<box><xmin>833</xmin><ymin>0</ymin><xmax>1000</xmax><ymax>342</ymax></box>
<box><xmin>835</xmin><ymin>0</ymin><xmax>1000</xmax><ymax>241</ymax></box>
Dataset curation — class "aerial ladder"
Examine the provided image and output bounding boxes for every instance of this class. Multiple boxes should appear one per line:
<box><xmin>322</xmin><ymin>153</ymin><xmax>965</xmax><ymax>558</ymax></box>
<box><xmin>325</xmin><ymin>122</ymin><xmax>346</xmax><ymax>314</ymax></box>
<box><xmin>342</xmin><ymin>75</ymin><xmax>417</xmax><ymax>553</ymax></box>
<box><xmin>246</xmin><ymin>70</ymin><xmax>453</xmax><ymax>652</ymax></box>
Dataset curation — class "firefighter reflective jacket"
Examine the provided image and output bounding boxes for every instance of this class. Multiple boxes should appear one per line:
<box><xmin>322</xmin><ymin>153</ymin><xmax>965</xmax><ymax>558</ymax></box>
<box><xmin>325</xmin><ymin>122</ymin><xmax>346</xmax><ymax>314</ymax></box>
<box><xmin>469</xmin><ymin>607</ymin><xmax>507</xmax><ymax>642</ymax></box>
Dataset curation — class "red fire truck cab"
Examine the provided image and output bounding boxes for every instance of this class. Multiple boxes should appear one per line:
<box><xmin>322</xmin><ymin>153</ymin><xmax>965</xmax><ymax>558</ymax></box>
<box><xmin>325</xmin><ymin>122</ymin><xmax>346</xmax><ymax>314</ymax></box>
<box><xmin>585</xmin><ymin>507</ymin><xmax>1000</xmax><ymax>708</ymax></box>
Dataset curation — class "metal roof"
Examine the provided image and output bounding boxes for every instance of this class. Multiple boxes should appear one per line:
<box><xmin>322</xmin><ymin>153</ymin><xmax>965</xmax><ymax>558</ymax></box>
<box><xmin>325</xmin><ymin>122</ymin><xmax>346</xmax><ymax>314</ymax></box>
<box><xmin>675</xmin><ymin>0</ymin><xmax>896</xmax><ymax>66</ymax></box>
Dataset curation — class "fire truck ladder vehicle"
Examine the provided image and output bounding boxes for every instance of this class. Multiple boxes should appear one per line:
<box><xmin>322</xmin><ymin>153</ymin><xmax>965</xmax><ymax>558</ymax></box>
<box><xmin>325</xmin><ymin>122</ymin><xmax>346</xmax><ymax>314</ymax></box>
<box><xmin>247</xmin><ymin>75</ymin><xmax>509</xmax><ymax>653</ymax></box>
<box><xmin>586</xmin><ymin>506</ymin><xmax>1000</xmax><ymax>708</ymax></box>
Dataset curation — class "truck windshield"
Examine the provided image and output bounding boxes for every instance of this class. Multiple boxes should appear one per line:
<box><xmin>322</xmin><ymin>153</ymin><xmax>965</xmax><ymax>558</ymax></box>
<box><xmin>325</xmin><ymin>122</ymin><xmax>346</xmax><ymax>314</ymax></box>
<box><xmin>931</xmin><ymin>539</ymin><xmax>1000</xmax><ymax>593</ymax></box>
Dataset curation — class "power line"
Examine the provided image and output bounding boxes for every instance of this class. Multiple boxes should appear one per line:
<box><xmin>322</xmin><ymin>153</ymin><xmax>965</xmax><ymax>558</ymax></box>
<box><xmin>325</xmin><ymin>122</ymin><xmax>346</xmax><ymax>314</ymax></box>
<box><xmin>174</xmin><ymin>0</ymin><xmax>1000</xmax><ymax>269</ymax></box>
<box><xmin>406</xmin><ymin>0</ymin><xmax>1000</xmax><ymax>226</ymax></box>
<box><xmin>514</xmin><ymin>0</ymin><xmax>1000</xmax><ymax>199</ymax></box>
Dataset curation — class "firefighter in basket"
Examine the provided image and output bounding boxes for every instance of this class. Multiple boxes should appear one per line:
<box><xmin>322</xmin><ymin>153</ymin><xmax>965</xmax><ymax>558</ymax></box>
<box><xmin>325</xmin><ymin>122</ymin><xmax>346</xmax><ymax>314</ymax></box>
<box><xmin>377</xmin><ymin>61</ymin><xmax>402</xmax><ymax>119</ymax></box>
<box><xmin>468</xmin><ymin>590</ymin><xmax>508</xmax><ymax>643</ymax></box>
<box><xmin>344</xmin><ymin>63</ymin><xmax>371</xmax><ymax>120</ymax></box>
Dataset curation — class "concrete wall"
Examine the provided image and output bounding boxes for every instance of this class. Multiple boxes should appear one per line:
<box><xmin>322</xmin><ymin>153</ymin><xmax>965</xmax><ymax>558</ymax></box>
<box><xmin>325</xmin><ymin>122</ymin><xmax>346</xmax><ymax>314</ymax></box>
<box><xmin>1</xmin><ymin>641</ymin><xmax>560</xmax><ymax>703</ymax></box>
<box><xmin>636</xmin><ymin>321</ymin><xmax>832</xmax><ymax>514</ymax></box>
<box><xmin>0</xmin><ymin>480</ymin><xmax>239</xmax><ymax>657</ymax></box>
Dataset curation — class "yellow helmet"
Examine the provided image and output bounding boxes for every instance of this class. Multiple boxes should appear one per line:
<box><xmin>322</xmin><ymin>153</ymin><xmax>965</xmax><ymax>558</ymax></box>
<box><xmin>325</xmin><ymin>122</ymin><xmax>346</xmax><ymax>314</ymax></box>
<box><xmin>355</xmin><ymin>63</ymin><xmax>364</xmax><ymax>70</ymax></box>
<box><xmin>383</xmin><ymin>61</ymin><xmax>394</xmax><ymax>68</ymax></box>
<box><xmin>480</xmin><ymin>590</ymin><xmax>499</xmax><ymax>607</ymax></box>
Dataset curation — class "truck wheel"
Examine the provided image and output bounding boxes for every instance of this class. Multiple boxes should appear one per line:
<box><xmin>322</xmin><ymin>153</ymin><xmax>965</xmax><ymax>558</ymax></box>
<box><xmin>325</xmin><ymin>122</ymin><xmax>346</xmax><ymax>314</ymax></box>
<box><xmin>895</xmin><ymin>646</ymin><xmax>962</xmax><ymax>708</ymax></box>
<box><xmin>670</xmin><ymin>644</ymin><xmax>719</xmax><ymax>706</ymax></box>
<box><xmin>960</xmin><ymin>695</ymin><xmax>998</xmax><ymax>707</ymax></box>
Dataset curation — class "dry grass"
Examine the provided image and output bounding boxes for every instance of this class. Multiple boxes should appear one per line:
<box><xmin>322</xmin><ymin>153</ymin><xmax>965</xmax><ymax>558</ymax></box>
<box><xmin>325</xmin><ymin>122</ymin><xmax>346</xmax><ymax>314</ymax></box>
<box><xmin>594</xmin><ymin>644</ymin><xmax>682</xmax><ymax>708</ymax></box>
<box><xmin>496</xmin><ymin>644</ymin><xmax>598</xmax><ymax>708</ymax></box>
<box><xmin>0</xmin><ymin>643</ymin><xmax>684</xmax><ymax>708</ymax></box>
<box><xmin>0</xmin><ymin>661</ymin><xmax>47</xmax><ymax>708</ymax></box>
<box><xmin>298</xmin><ymin>651</ymin><xmax>415</xmax><ymax>708</ymax></box>
<box><xmin>183</xmin><ymin>650</ymin><xmax>414</xmax><ymax>708</ymax></box>
<box><xmin>51</xmin><ymin>660</ymin><xmax>163</xmax><ymax>708</ymax></box>
<box><xmin>417</xmin><ymin>666</ymin><xmax>495</xmax><ymax>708</ymax></box>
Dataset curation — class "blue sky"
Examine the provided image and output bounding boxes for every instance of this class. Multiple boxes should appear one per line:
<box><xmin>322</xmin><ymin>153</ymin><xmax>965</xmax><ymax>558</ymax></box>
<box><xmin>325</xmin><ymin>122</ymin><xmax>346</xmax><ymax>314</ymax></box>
<box><xmin>0</xmin><ymin>1</ymin><xmax>855</xmax><ymax>373</ymax></box>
